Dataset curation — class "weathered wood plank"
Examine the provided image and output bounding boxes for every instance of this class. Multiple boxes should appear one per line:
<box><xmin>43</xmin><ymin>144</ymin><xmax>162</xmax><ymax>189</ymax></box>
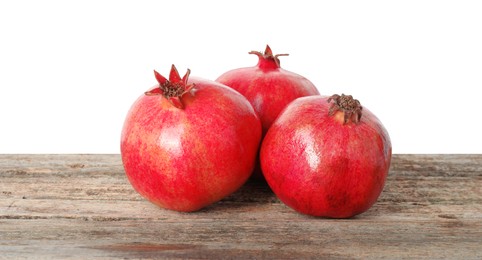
<box><xmin>0</xmin><ymin>154</ymin><xmax>481</xmax><ymax>259</ymax></box>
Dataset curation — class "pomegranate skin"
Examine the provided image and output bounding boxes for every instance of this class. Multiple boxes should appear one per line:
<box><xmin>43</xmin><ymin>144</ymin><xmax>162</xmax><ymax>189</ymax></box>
<box><xmin>121</xmin><ymin>76</ymin><xmax>262</xmax><ymax>212</ymax></box>
<box><xmin>216</xmin><ymin>45</ymin><xmax>320</xmax><ymax>134</ymax></box>
<box><xmin>260</xmin><ymin>95</ymin><xmax>392</xmax><ymax>218</ymax></box>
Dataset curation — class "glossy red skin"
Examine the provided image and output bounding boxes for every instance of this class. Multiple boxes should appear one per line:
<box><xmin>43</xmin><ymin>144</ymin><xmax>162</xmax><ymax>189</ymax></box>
<box><xmin>121</xmin><ymin>77</ymin><xmax>262</xmax><ymax>212</ymax></box>
<box><xmin>260</xmin><ymin>96</ymin><xmax>392</xmax><ymax>218</ymax></box>
<box><xmin>216</xmin><ymin>55</ymin><xmax>320</xmax><ymax>135</ymax></box>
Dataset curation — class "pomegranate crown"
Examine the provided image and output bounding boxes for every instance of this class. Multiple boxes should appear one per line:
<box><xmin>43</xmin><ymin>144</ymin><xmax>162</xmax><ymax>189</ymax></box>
<box><xmin>249</xmin><ymin>45</ymin><xmax>289</xmax><ymax>68</ymax></box>
<box><xmin>145</xmin><ymin>64</ymin><xmax>194</xmax><ymax>109</ymax></box>
<box><xmin>327</xmin><ymin>94</ymin><xmax>363</xmax><ymax>124</ymax></box>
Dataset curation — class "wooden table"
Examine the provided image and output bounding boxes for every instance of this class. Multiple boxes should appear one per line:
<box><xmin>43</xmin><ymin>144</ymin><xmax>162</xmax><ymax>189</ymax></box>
<box><xmin>1</xmin><ymin>154</ymin><xmax>481</xmax><ymax>259</ymax></box>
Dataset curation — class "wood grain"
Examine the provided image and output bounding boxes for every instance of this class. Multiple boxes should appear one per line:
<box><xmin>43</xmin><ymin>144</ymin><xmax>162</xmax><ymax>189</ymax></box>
<box><xmin>0</xmin><ymin>154</ymin><xmax>481</xmax><ymax>259</ymax></box>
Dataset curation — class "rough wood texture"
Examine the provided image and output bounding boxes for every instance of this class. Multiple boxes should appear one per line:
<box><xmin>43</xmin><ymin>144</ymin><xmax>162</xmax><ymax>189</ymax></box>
<box><xmin>0</xmin><ymin>154</ymin><xmax>481</xmax><ymax>259</ymax></box>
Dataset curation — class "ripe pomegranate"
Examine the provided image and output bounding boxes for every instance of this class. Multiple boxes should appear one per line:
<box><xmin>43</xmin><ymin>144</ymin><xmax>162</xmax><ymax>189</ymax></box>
<box><xmin>260</xmin><ymin>94</ymin><xmax>392</xmax><ymax>218</ymax></box>
<box><xmin>217</xmin><ymin>45</ymin><xmax>320</xmax><ymax>179</ymax></box>
<box><xmin>216</xmin><ymin>45</ymin><xmax>320</xmax><ymax>134</ymax></box>
<box><xmin>121</xmin><ymin>65</ymin><xmax>262</xmax><ymax>212</ymax></box>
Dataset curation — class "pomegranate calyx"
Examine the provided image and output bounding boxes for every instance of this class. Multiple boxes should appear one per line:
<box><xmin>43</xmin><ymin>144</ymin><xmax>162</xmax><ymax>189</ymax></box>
<box><xmin>145</xmin><ymin>65</ymin><xmax>195</xmax><ymax>109</ymax></box>
<box><xmin>249</xmin><ymin>45</ymin><xmax>289</xmax><ymax>69</ymax></box>
<box><xmin>327</xmin><ymin>94</ymin><xmax>363</xmax><ymax>124</ymax></box>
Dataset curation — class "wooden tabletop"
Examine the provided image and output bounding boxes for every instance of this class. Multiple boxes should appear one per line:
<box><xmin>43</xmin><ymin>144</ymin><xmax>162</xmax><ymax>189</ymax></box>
<box><xmin>0</xmin><ymin>154</ymin><xmax>481</xmax><ymax>259</ymax></box>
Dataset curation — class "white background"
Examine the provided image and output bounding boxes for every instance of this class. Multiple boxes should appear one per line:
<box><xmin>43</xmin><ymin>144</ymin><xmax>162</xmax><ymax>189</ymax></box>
<box><xmin>1</xmin><ymin>0</ymin><xmax>481</xmax><ymax>154</ymax></box>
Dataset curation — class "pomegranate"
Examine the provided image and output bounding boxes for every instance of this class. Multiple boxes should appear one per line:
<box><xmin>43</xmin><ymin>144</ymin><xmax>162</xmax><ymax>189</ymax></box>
<box><xmin>121</xmin><ymin>65</ymin><xmax>262</xmax><ymax>212</ymax></box>
<box><xmin>216</xmin><ymin>45</ymin><xmax>320</xmax><ymax>134</ymax></box>
<box><xmin>260</xmin><ymin>94</ymin><xmax>392</xmax><ymax>218</ymax></box>
<box><xmin>217</xmin><ymin>45</ymin><xmax>320</xmax><ymax>179</ymax></box>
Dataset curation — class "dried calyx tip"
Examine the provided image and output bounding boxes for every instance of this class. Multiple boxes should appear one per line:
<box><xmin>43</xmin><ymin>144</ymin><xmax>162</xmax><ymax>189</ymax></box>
<box><xmin>327</xmin><ymin>94</ymin><xmax>363</xmax><ymax>124</ymax></box>
<box><xmin>249</xmin><ymin>45</ymin><xmax>288</xmax><ymax>67</ymax></box>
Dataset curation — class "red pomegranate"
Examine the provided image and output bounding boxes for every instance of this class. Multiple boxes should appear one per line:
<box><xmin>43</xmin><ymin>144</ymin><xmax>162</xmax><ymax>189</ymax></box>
<box><xmin>260</xmin><ymin>94</ymin><xmax>392</xmax><ymax>218</ymax></box>
<box><xmin>121</xmin><ymin>65</ymin><xmax>262</xmax><ymax>212</ymax></box>
<box><xmin>216</xmin><ymin>45</ymin><xmax>320</xmax><ymax>135</ymax></box>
